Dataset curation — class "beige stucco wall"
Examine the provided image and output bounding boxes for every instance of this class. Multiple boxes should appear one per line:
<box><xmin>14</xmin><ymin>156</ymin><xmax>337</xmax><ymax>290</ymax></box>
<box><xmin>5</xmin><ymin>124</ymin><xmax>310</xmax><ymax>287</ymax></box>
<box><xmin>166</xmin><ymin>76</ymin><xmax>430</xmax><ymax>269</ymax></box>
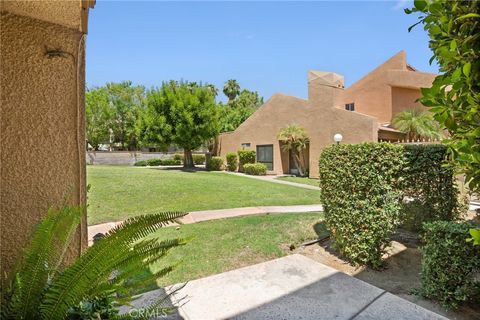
<box><xmin>219</xmin><ymin>73</ymin><xmax>378</xmax><ymax>178</ymax></box>
<box><xmin>1</xmin><ymin>11</ymin><xmax>87</xmax><ymax>275</ymax></box>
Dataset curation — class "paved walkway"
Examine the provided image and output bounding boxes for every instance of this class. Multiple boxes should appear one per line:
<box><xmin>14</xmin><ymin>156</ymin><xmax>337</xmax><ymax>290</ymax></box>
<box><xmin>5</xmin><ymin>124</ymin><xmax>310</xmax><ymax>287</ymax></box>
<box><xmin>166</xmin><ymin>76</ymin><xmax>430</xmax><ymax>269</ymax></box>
<box><xmin>88</xmin><ymin>204</ymin><xmax>323</xmax><ymax>245</ymax></box>
<box><xmin>125</xmin><ymin>254</ymin><xmax>446</xmax><ymax>320</ymax></box>
<box><xmin>222</xmin><ymin>171</ymin><xmax>321</xmax><ymax>190</ymax></box>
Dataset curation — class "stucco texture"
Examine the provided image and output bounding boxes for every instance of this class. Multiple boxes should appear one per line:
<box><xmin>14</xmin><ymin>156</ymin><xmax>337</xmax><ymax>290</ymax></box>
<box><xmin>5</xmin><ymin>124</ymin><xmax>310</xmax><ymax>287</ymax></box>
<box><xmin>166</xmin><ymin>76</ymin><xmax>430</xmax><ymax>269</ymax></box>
<box><xmin>219</xmin><ymin>72</ymin><xmax>378</xmax><ymax>178</ymax></box>
<box><xmin>0</xmin><ymin>12</ymin><xmax>87</xmax><ymax>275</ymax></box>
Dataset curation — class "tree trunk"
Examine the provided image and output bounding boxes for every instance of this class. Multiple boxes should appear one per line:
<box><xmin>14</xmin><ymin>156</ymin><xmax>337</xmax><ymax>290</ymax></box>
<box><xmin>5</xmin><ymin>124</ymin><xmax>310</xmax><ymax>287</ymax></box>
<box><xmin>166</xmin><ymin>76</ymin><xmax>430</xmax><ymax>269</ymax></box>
<box><xmin>183</xmin><ymin>149</ymin><xmax>195</xmax><ymax>168</ymax></box>
<box><xmin>292</xmin><ymin>149</ymin><xmax>304</xmax><ymax>176</ymax></box>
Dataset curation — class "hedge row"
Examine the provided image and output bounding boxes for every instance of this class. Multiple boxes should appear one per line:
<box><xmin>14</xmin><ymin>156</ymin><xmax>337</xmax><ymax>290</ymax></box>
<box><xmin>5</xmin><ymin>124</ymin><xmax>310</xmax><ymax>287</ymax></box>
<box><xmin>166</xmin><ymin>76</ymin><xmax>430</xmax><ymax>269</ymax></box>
<box><xmin>243</xmin><ymin>163</ymin><xmax>267</xmax><ymax>176</ymax></box>
<box><xmin>134</xmin><ymin>158</ymin><xmax>181</xmax><ymax>166</ymax></box>
<box><xmin>193</xmin><ymin>154</ymin><xmax>206</xmax><ymax>165</ymax></box>
<box><xmin>206</xmin><ymin>156</ymin><xmax>223</xmax><ymax>171</ymax></box>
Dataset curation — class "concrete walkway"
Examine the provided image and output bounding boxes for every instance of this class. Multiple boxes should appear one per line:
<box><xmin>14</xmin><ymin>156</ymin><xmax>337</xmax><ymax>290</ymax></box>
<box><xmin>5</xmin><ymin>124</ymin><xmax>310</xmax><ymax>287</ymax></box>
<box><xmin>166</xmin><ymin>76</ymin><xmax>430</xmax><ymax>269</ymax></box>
<box><xmin>222</xmin><ymin>171</ymin><xmax>321</xmax><ymax>190</ymax></box>
<box><xmin>88</xmin><ymin>204</ymin><xmax>323</xmax><ymax>245</ymax></box>
<box><xmin>127</xmin><ymin>254</ymin><xmax>446</xmax><ymax>320</ymax></box>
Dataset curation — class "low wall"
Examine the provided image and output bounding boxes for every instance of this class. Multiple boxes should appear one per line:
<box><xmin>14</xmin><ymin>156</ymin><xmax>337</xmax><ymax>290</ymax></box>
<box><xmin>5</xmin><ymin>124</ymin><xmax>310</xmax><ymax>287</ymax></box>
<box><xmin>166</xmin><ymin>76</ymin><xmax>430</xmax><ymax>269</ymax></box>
<box><xmin>86</xmin><ymin>151</ymin><xmax>175</xmax><ymax>165</ymax></box>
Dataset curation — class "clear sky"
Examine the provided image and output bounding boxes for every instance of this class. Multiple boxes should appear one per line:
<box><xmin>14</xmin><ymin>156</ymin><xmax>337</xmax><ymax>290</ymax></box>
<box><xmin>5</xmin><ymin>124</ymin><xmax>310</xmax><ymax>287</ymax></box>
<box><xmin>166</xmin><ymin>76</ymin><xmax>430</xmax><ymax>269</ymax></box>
<box><xmin>86</xmin><ymin>0</ymin><xmax>437</xmax><ymax>102</ymax></box>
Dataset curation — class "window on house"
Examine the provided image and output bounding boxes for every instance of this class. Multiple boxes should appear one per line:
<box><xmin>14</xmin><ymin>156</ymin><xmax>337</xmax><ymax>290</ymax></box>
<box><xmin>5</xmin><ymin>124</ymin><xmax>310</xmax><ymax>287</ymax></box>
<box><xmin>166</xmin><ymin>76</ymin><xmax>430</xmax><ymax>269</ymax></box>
<box><xmin>256</xmin><ymin>144</ymin><xmax>273</xmax><ymax>170</ymax></box>
<box><xmin>241</xmin><ymin>143</ymin><xmax>251</xmax><ymax>149</ymax></box>
<box><xmin>345</xmin><ymin>103</ymin><xmax>355</xmax><ymax>111</ymax></box>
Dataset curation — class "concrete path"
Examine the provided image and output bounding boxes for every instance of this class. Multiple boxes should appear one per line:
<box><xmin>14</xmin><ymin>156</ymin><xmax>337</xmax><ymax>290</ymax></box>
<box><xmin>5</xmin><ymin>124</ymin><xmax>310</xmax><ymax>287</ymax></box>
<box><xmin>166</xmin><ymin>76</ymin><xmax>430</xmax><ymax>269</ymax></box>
<box><xmin>127</xmin><ymin>254</ymin><xmax>446</xmax><ymax>320</ymax></box>
<box><xmin>88</xmin><ymin>204</ymin><xmax>323</xmax><ymax>245</ymax></box>
<box><xmin>222</xmin><ymin>171</ymin><xmax>321</xmax><ymax>190</ymax></box>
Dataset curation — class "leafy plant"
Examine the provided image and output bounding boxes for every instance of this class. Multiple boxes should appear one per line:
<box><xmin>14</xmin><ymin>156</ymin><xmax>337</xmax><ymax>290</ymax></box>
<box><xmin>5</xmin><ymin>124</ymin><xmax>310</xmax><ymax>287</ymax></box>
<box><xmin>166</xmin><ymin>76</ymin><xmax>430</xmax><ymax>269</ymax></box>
<box><xmin>277</xmin><ymin>124</ymin><xmax>310</xmax><ymax>176</ymax></box>
<box><xmin>392</xmin><ymin>109</ymin><xmax>443</xmax><ymax>141</ymax></box>
<box><xmin>237</xmin><ymin>150</ymin><xmax>256</xmax><ymax>172</ymax></box>
<box><xmin>192</xmin><ymin>154</ymin><xmax>206</xmax><ymax>165</ymax></box>
<box><xmin>206</xmin><ymin>157</ymin><xmax>223</xmax><ymax>171</ymax></box>
<box><xmin>319</xmin><ymin>143</ymin><xmax>405</xmax><ymax>268</ymax></box>
<box><xmin>172</xmin><ymin>153</ymin><xmax>183</xmax><ymax>162</ymax></box>
<box><xmin>406</xmin><ymin>0</ymin><xmax>480</xmax><ymax>192</ymax></box>
<box><xmin>1</xmin><ymin>206</ymin><xmax>188</xmax><ymax>319</ymax></box>
<box><xmin>420</xmin><ymin>221</ymin><xmax>480</xmax><ymax>310</ymax></box>
<box><xmin>134</xmin><ymin>160</ymin><xmax>148</xmax><ymax>167</ymax></box>
<box><xmin>243</xmin><ymin>163</ymin><xmax>267</xmax><ymax>176</ymax></box>
<box><xmin>223</xmin><ymin>79</ymin><xmax>241</xmax><ymax>102</ymax></box>
<box><xmin>226</xmin><ymin>153</ymin><xmax>238</xmax><ymax>172</ymax></box>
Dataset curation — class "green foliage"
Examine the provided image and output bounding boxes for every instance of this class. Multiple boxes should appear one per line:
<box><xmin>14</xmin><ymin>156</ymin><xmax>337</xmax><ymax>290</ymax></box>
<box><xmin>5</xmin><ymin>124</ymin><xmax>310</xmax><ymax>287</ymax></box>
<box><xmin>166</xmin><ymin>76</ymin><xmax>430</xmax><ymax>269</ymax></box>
<box><xmin>85</xmin><ymin>87</ymin><xmax>113</xmax><ymax>150</ymax></box>
<box><xmin>407</xmin><ymin>1</ymin><xmax>480</xmax><ymax>192</ymax></box>
<box><xmin>278</xmin><ymin>124</ymin><xmax>310</xmax><ymax>176</ymax></box>
<box><xmin>140</xmin><ymin>81</ymin><xmax>219</xmax><ymax>168</ymax></box>
<box><xmin>192</xmin><ymin>154</ymin><xmax>206</xmax><ymax>165</ymax></box>
<box><xmin>145</xmin><ymin>158</ymin><xmax>181</xmax><ymax>166</ymax></box>
<box><xmin>237</xmin><ymin>150</ymin><xmax>256</xmax><ymax>172</ymax></box>
<box><xmin>226</xmin><ymin>152</ymin><xmax>238</xmax><ymax>171</ymax></box>
<box><xmin>206</xmin><ymin>156</ymin><xmax>223</xmax><ymax>171</ymax></box>
<box><xmin>467</xmin><ymin>228</ymin><xmax>480</xmax><ymax>246</ymax></box>
<box><xmin>391</xmin><ymin>109</ymin><xmax>443</xmax><ymax>141</ymax></box>
<box><xmin>243</xmin><ymin>163</ymin><xmax>267</xmax><ymax>176</ymax></box>
<box><xmin>223</xmin><ymin>79</ymin><xmax>240</xmax><ymax>102</ymax></box>
<box><xmin>1</xmin><ymin>206</ymin><xmax>187</xmax><ymax>319</ymax></box>
<box><xmin>401</xmin><ymin>144</ymin><xmax>464</xmax><ymax>231</ymax></box>
<box><xmin>420</xmin><ymin>221</ymin><xmax>480</xmax><ymax>310</ymax></box>
<box><xmin>173</xmin><ymin>153</ymin><xmax>183</xmax><ymax>162</ymax></box>
<box><xmin>134</xmin><ymin>160</ymin><xmax>148</xmax><ymax>166</ymax></box>
<box><xmin>319</xmin><ymin>143</ymin><xmax>405</xmax><ymax>268</ymax></box>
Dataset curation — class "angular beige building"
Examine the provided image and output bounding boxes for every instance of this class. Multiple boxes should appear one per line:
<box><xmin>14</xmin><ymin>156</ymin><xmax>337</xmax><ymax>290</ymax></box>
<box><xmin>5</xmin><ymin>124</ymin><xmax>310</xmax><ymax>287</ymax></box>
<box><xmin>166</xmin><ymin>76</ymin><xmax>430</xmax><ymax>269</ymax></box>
<box><xmin>1</xmin><ymin>0</ymin><xmax>95</xmax><ymax>276</ymax></box>
<box><xmin>219</xmin><ymin>51</ymin><xmax>437</xmax><ymax>178</ymax></box>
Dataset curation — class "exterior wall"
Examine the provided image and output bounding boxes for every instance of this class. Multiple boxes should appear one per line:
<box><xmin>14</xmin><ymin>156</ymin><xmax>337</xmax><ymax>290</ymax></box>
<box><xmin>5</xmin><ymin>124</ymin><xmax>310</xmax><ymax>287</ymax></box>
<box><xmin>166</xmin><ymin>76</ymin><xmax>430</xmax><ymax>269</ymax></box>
<box><xmin>86</xmin><ymin>151</ymin><xmax>205</xmax><ymax>165</ymax></box>
<box><xmin>1</xmin><ymin>12</ymin><xmax>87</xmax><ymax>275</ymax></box>
<box><xmin>391</xmin><ymin>86</ymin><xmax>426</xmax><ymax>116</ymax></box>
<box><xmin>219</xmin><ymin>92</ymin><xmax>377</xmax><ymax>178</ymax></box>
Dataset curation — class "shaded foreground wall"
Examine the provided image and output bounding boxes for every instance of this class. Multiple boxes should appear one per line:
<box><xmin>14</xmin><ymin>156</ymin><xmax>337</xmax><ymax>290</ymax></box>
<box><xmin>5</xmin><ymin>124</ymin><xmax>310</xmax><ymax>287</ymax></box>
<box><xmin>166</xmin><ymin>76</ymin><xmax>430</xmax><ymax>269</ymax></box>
<box><xmin>0</xmin><ymin>12</ymin><xmax>87</xmax><ymax>274</ymax></box>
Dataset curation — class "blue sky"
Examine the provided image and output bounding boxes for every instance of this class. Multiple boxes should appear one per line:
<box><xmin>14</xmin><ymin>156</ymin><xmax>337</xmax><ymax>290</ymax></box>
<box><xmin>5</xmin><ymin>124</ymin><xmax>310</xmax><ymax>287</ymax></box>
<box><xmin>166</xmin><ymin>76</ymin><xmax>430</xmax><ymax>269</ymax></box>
<box><xmin>86</xmin><ymin>1</ymin><xmax>436</xmax><ymax>102</ymax></box>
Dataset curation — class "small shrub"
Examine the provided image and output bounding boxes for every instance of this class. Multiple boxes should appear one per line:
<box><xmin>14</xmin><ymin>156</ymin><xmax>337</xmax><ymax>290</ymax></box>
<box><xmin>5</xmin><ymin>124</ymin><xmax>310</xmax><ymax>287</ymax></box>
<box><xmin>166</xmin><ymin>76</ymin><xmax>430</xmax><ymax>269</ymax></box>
<box><xmin>226</xmin><ymin>153</ymin><xmax>238</xmax><ymax>171</ymax></box>
<box><xmin>243</xmin><ymin>163</ymin><xmax>267</xmax><ymax>175</ymax></box>
<box><xmin>173</xmin><ymin>153</ymin><xmax>183</xmax><ymax>162</ymax></box>
<box><xmin>206</xmin><ymin>156</ymin><xmax>223</xmax><ymax>171</ymax></box>
<box><xmin>319</xmin><ymin>143</ymin><xmax>405</xmax><ymax>268</ymax></box>
<box><xmin>420</xmin><ymin>221</ymin><xmax>480</xmax><ymax>310</ymax></box>
<box><xmin>134</xmin><ymin>160</ymin><xmax>147</xmax><ymax>166</ymax></box>
<box><xmin>192</xmin><ymin>154</ymin><xmax>206</xmax><ymax>165</ymax></box>
<box><xmin>146</xmin><ymin>158</ymin><xmax>163</xmax><ymax>166</ymax></box>
<box><xmin>145</xmin><ymin>158</ymin><xmax>181</xmax><ymax>166</ymax></box>
<box><xmin>237</xmin><ymin>150</ymin><xmax>256</xmax><ymax>172</ymax></box>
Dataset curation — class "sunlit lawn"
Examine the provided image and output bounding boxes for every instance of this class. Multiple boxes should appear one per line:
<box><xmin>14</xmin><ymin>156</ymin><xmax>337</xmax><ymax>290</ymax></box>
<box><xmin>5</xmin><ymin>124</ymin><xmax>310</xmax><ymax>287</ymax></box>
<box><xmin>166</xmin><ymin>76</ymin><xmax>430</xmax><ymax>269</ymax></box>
<box><xmin>87</xmin><ymin>166</ymin><xmax>320</xmax><ymax>225</ymax></box>
<box><xmin>276</xmin><ymin>176</ymin><xmax>320</xmax><ymax>187</ymax></box>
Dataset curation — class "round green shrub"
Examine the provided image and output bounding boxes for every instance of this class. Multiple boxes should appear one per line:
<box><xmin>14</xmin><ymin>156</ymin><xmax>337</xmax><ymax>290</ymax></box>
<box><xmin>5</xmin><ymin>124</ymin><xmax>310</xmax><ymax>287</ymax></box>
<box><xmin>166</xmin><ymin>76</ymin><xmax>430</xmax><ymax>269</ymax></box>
<box><xmin>206</xmin><ymin>156</ymin><xmax>223</xmax><ymax>171</ymax></box>
<box><xmin>226</xmin><ymin>153</ymin><xmax>238</xmax><ymax>171</ymax></box>
<box><xmin>420</xmin><ymin>221</ymin><xmax>480</xmax><ymax>310</ymax></box>
<box><xmin>192</xmin><ymin>154</ymin><xmax>206</xmax><ymax>165</ymax></box>
<box><xmin>173</xmin><ymin>153</ymin><xmax>183</xmax><ymax>162</ymax></box>
<box><xmin>237</xmin><ymin>150</ymin><xmax>256</xmax><ymax>172</ymax></box>
<box><xmin>319</xmin><ymin>143</ymin><xmax>405</xmax><ymax>268</ymax></box>
<box><xmin>134</xmin><ymin>160</ymin><xmax>147</xmax><ymax>166</ymax></box>
<box><xmin>146</xmin><ymin>158</ymin><xmax>163</xmax><ymax>166</ymax></box>
<box><xmin>243</xmin><ymin>163</ymin><xmax>267</xmax><ymax>176</ymax></box>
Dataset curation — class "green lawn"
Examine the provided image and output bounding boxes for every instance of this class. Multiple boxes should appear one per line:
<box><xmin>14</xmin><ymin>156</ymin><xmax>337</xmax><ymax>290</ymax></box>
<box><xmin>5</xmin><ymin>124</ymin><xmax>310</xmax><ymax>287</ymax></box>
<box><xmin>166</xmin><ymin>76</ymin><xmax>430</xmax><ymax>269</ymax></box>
<box><xmin>147</xmin><ymin>212</ymin><xmax>326</xmax><ymax>287</ymax></box>
<box><xmin>87</xmin><ymin>166</ymin><xmax>320</xmax><ymax>225</ymax></box>
<box><xmin>276</xmin><ymin>176</ymin><xmax>320</xmax><ymax>187</ymax></box>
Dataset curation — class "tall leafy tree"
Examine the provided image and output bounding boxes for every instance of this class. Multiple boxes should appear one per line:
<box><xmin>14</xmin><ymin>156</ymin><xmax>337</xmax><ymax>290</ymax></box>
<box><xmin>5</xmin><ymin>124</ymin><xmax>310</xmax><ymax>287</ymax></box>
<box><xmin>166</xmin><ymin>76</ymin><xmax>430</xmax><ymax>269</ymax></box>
<box><xmin>277</xmin><ymin>124</ymin><xmax>310</xmax><ymax>176</ymax></box>
<box><xmin>392</xmin><ymin>109</ymin><xmax>443</xmax><ymax>141</ymax></box>
<box><xmin>406</xmin><ymin>0</ymin><xmax>480</xmax><ymax>191</ymax></box>
<box><xmin>85</xmin><ymin>87</ymin><xmax>113</xmax><ymax>150</ymax></box>
<box><xmin>223</xmin><ymin>79</ymin><xmax>240</xmax><ymax>102</ymax></box>
<box><xmin>141</xmin><ymin>81</ymin><xmax>219</xmax><ymax>168</ymax></box>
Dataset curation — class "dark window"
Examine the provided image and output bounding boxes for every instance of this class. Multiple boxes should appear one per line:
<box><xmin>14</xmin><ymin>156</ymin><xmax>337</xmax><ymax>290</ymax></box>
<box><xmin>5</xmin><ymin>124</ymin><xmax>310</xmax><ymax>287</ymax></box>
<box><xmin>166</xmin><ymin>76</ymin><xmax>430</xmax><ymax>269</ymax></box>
<box><xmin>345</xmin><ymin>103</ymin><xmax>355</xmax><ymax>111</ymax></box>
<box><xmin>241</xmin><ymin>143</ymin><xmax>251</xmax><ymax>149</ymax></box>
<box><xmin>256</xmin><ymin>144</ymin><xmax>273</xmax><ymax>170</ymax></box>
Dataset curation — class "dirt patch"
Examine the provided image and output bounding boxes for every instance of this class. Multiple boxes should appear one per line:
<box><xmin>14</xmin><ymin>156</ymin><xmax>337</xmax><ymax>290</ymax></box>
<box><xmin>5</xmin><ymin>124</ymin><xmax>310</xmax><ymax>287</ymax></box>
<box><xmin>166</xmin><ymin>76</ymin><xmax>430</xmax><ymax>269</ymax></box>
<box><xmin>299</xmin><ymin>239</ymin><xmax>480</xmax><ymax>320</ymax></box>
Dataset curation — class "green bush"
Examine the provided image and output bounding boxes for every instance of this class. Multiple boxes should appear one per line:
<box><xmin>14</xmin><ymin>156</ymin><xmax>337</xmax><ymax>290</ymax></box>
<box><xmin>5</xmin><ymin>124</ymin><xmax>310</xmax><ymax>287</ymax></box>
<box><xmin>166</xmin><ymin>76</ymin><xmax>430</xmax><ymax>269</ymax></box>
<box><xmin>192</xmin><ymin>154</ymin><xmax>206</xmax><ymax>165</ymax></box>
<box><xmin>134</xmin><ymin>160</ymin><xmax>147</xmax><ymax>166</ymax></box>
<box><xmin>319</xmin><ymin>143</ymin><xmax>405</xmax><ymax>268</ymax></box>
<box><xmin>401</xmin><ymin>144</ymin><xmax>463</xmax><ymax>231</ymax></box>
<box><xmin>173</xmin><ymin>153</ymin><xmax>183</xmax><ymax>162</ymax></box>
<box><xmin>144</xmin><ymin>158</ymin><xmax>181</xmax><ymax>166</ymax></box>
<box><xmin>206</xmin><ymin>156</ymin><xmax>223</xmax><ymax>171</ymax></box>
<box><xmin>226</xmin><ymin>153</ymin><xmax>238</xmax><ymax>171</ymax></box>
<box><xmin>243</xmin><ymin>163</ymin><xmax>267</xmax><ymax>176</ymax></box>
<box><xmin>420</xmin><ymin>221</ymin><xmax>480</xmax><ymax>310</ymax></box>
<box><xmin>146</xmin><ymin>158</ymin><xmax>163</xmax><ymax>166</ymax></box>
<box><xmin>237</xmin><ymin>150</ymin><xmax>256</xmax><ymax>172</ymax></box>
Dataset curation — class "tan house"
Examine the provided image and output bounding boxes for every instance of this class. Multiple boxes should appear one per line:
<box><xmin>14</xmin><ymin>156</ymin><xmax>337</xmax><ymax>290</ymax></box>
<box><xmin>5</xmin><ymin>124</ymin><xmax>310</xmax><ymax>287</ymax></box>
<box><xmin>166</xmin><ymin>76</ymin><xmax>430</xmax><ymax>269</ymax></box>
<box><xmin>218</xmin><ymin>51</ymin><xmax>437</xmax><ymax>178</ymax></box>
<box><xmin>1</xmin><ymin>1</ymin><xmax>95</xmax><ymax>276</ymax></box>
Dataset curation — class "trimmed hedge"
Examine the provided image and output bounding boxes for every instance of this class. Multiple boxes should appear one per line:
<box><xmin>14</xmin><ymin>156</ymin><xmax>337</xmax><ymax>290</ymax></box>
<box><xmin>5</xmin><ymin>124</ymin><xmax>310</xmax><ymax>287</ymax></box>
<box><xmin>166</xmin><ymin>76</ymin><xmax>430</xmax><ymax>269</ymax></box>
<box><xmin>401</xmin><ymin>144</ymin><xmax>463</xmax><ymax>231</ymax></box>
<box><xmin>134</xmin><ymin>158</ymin><xmax>181</xmax><ymax>166</ymax></box>
<box><xmin>238</xmin><ymin>150</ymin><xmax>256</xmax><ymax>172</ymax></box>
<box><xmin>192</xmin><ymin>154</ymin><xmax>206</xmax><ymax>165</ymax></box>
<box><xmin>319</xmin><ymin>143</ymin><xmax>405</xmax><ymax>268</ymax></box>
<box><xmin>206</xmin><ymin>156</ymin><xmax>223</xmax><ymax>171</ymax></box>
<box><xmin>420</xmin><ymin>221</ymin><xmax>480</xmax><ymax>309</ymax></box>
<box><xmin>243</xmin><ymin>163</ymin><xmax>267</xmax><ymax>176</ymax></box>
<box><xmin>134</xmin><ymin>160</ymin><xmax>148</xmax><ymax>166</ymax></box>
<box><xmin>173</xmin><ymin>154</ymin><xmax>183</xmax><ymax>162</ymax></box>
<box><xmin>226</xmin><ymin>153</ymin><xmax>238</xmax><ymax>171</ymax></box>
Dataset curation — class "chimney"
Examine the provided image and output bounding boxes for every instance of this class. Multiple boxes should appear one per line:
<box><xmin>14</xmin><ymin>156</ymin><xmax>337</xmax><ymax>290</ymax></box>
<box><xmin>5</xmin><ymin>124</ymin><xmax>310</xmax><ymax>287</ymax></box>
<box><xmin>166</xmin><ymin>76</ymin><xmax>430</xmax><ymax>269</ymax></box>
<box><xmin>308</xmin><ymin>71</ymin><xmax>344</xmax><ymax>108</ymax></box>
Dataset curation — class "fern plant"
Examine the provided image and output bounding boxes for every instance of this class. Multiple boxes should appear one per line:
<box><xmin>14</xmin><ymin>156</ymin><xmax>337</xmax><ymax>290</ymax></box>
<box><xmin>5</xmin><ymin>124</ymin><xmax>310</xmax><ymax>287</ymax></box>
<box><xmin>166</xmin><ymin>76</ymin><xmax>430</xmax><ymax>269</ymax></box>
<box><xmin>1</xmin><ymin>206</ymin><xmax>188</xmax><ymax>319</ymax></box>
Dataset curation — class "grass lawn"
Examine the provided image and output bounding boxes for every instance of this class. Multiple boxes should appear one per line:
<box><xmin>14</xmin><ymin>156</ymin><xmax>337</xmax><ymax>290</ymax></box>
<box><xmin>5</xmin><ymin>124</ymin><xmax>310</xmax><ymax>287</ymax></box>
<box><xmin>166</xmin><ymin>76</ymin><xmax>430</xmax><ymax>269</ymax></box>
<box><xmin>276</xmin><ymin>176</ymin><xmax>320</xmax><ymax>187</ymax></box>
<box><xmin>87</xmin><ymin>166</ymin><xmax>320</xmax><ymax>225</ymax></box>
<box><xmin>147</xmin><ymin>212</ymin><xmax>326</xmax><ymax>287</ymax></box>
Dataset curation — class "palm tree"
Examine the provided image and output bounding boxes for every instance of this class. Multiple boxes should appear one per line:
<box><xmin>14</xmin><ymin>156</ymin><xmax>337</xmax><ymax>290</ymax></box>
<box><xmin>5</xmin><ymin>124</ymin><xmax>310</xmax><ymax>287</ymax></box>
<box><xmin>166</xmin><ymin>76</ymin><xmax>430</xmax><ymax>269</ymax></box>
<box><xmin>392</xmin><ymin>109</ymin><xmax>444</xmax><ymax>141</ymax></box>
<box><xmin>277</xmin><ymin>124</ymin><xmax>310</xmax><ymax>176</ymax></box>
<box><xmin>223</xmin><ymin>80</ymin><xmax>240</xmax><ymax>102</ymax></box>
